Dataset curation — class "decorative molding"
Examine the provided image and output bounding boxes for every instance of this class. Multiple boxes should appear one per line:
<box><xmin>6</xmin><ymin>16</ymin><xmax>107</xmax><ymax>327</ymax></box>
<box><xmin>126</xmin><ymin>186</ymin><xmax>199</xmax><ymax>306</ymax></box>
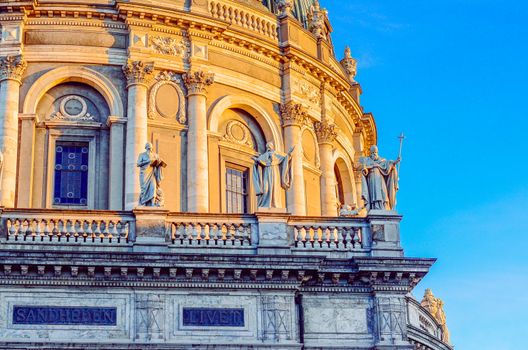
<box><xmin>0</xmin><ymin>55</ymin><xmax>27</xmax><ymax>83</ymax></box>
<box><xmin>294</xmin><ymin>80</ymin><xmax>321</xmax><ymax>106</ymax></box>
<box><xmin>150</xmin><ymin>36</ymin><xmax>190</xmax><ymax>58</ymax></box>
<box><xmin>314</xmin><ymin>120</ymin><xmax>337</xmax><ymax>144</ymax></box>
<box><xmin>280</xmin><ymin>101</ymin><xmax>307</xmax><ymax>127</ymax></box>
<box><xmin>182</xmin><ymin>71</ymin><xmax>214</xmax><ymax>95</ymax></box>
<box><xmin>222</xmin><ymin>120</ymin><xmax>255</xmax><ymax>149</ymax></box>
<box><xmin>148</xmin><ymin>71</ymin><xmax>186</xmax><ymax>124</ymax></box>
<box><xmin>123</xmin><ymin>60</ymin><xmax>154</xmax><ymax>87</ymax></box>
<box><xmin>48</xmin><ymin>95</ymin><xmax>95</xmax><ymax>122</ymax></box>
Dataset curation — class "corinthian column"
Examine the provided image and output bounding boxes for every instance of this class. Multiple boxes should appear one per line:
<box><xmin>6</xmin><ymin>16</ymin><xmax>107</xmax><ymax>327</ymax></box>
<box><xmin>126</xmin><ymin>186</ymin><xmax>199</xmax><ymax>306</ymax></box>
<box><xmin>280</xmin><ymin>101</ymin><xmax>307</xmax><ymax>216</ymax></box>
<box><xmin>315</xmin><ymin>120</ymin><xmax>338</xmax><ymax>216</ymax></box>
<box><xmin>0</xmin><ymin>55</ymin><xmax>26</xmax><ymax>207</ymax></box>
<box><xmin>183</xmin><ymin>71</ymin><xmax>214</xmax><ymax>213</ymax></box>
<box><xmin>123</xmin><ymin>60</ymin><xmax>154</xmax><ymax>210</ymax></box>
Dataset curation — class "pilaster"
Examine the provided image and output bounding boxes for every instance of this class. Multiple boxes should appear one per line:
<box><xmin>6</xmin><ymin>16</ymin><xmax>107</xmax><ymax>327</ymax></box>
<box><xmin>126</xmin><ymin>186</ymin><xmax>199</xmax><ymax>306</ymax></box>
<box><xmin>183</xmin><ymin>71</ymin><xmax>214</xmax><ymax>213</ymax></box>
<box><xmin>17</xmin><ymin>113</ymin><xmax>38</xmax><ymax>208</ymax></box>
<box><xmin>107</xmin><ymin>116</ymin><xmax>127</xmax><ymax>210</ymax></box>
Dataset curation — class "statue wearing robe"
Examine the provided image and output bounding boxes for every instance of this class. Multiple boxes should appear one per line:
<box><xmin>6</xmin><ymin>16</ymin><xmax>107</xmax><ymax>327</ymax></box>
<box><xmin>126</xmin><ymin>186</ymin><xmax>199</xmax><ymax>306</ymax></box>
<box><xmin>252</xmin><ymin>142</ymin><xmax>294</xmax><ymax>208</ymax></box>
<box><xmin>359</xmin><ymin>145</ymin><xmax>399</xmax><ymax>211</ymax></box>
<box><xmin>137</xmin><ymin>143</ymin><xmax>166</xmax><ymax>207</ymax></box>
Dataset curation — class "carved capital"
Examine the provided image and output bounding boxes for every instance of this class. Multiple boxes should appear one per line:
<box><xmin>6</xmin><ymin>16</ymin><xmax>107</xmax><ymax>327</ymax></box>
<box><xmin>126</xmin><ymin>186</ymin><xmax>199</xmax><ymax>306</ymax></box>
<box><xmin>0</xmin><ymin>55</ymin><xmax>27</xmax><ymax>83</ymax></box>
<box><xmin>123</xmin><ymin>60</ymin><xmax>154</xmax><ymax>87</ymax></box>
<box><xmin>275</xmin><ymin>0</ymin><xmax>294</xmax><ymax>17</ymax></box>
<box><xmin>183</xmin><ymin>71</ymin><xmax>214</xmax><ymax>96</ymax></box>
<box><xmin>280</xmin><ymin>101</ymin><xmax>307</xmax><ymax>127</ymax></box>
<box><xmin>314</xmin><ymin>120</ymin><xmax>338</xmax><ymax>144</ymax></box>
<box><xmin>340</xmin><ymin>47</ymin><xmax>357</xmax><ymax>83</ymax></box>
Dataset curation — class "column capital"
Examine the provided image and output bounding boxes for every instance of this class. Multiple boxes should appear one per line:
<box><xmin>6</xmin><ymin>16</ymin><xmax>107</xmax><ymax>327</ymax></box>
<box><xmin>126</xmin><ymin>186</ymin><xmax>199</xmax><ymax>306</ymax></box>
<box><xmin>314</xmin><ymin>120</ymin><xmax>337</xmax><ymax>144</ymax></box>
<box><xmin>183</xmin><ymin>71</ymin><xmax>214</xmax><ymax>96</ymax></box>
<box><xmin>123</xmin><ymin>60</ymin><xmax>154</xmax><ymax>88</ymax></box>
<box><xmin>0</xmin><ymin>55</ymin><xmax>26</xmax><ymax>84</ymax></box>
<box><xmin>280</xmin><ymin>101</ymin><xmax>307</xmax><ymax>127</ymax></box>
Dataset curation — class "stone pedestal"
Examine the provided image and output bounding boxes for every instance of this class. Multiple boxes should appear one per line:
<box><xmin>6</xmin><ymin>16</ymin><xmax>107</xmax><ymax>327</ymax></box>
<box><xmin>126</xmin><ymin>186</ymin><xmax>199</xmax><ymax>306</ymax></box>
<box><xmin>132</xmin><ymin>208</ymin><xmax>169</xmax><ymax>247</ymax></box>
<box><xmin>368</xmin><ymin>210</ymin><xmax>403</xmax><ymax>258</ymax></box>
<box><xmin>256</xmin><ymin>209</ymin><xmax>291</xmax><ymax>255</ymax></box>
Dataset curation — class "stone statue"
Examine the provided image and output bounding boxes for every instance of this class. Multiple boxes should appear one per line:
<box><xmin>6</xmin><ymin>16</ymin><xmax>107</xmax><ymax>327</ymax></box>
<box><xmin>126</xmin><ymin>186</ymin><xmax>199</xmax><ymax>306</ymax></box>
<box><xmin>137</xmin><ymin>143</ymin><xmax>167</xmax><ymax>207</ymax></box>
<box><xmin>252</xmin><ymin>142</ymin><xmax>294</xmax><ymax>208</ymax></box>
<box><xmin>340</xmin><ymin>47</ymin><xmax>358</xmax><ymax>83</ymax></box>
<box><xmin>421</xmin><ymin>289</ymin><xmax>450</xmax><ymax>344</ymax></box>
<box><xmin>358</xmin><ymin>145</ymin><xmax>400</xmax><ymax>211</ymax></box>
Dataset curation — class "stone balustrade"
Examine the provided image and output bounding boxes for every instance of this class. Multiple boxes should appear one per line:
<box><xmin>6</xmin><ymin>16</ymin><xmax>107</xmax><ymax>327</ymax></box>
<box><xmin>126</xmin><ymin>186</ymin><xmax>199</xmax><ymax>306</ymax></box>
<box><xmin>166</xmin><ymin>214</ymin><xmax>256</xmax><ymax>247</ymax></box>
<box><xmin>0</xmin><ymin>209</ymin><xmax>133</xmax><ymax>244</ymax></box>
<box><xmin>407</xmin><ymin>297</ymin><xmax>452</xmax><ymax>350</ymax></box>
<box><xmin>209</xmin><ymin>0</ymin><xmax>278</xmax><ymax>40</ymax></box>
<box><xmin>289</xmin><ymin>217</ymin><xmax>369</xmax><ymax>251</ymax></box>
<box><xmin>0</xmin><ymin>209</ymin><xmax>403</xmax><ymax>257</ymax></box>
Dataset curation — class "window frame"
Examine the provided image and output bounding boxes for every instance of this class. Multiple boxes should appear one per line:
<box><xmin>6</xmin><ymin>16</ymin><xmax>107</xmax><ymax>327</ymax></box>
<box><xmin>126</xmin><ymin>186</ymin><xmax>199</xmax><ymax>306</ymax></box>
<box><xmin>46</xmin><ymin>130</ymin><xmax>97</xmax><ymax>209</ymax></box>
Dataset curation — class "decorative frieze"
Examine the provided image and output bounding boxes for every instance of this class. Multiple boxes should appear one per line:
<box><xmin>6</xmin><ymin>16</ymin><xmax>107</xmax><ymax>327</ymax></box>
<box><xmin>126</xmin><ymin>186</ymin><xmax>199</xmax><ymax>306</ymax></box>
<box><xmin>122</xmin><ymin>60</ymin><xmax>154</xmax><ymax>87</ymax></box>
<box><xmin>314</xmin><ymin>120</ymin><xmax>338</xmax><ymax>144</ymax></box>
<box><xmin>294</xmin><ymin>80</ymin><xmax>321</xmax><ymax>106</ymax></box>
<box><xmin>0</xmin><ymin>55</ymin><xmax>27</xmax><ymax>83</ymax></box>
<box><xmin>280</xmin><ymin>101</ymin><xmax>307</xmax><ymax>127</ymax></box>
<box><xmin>182</xmin><ymin>71</ymin><xmax>214</xmax><ymax>95</ymax></box>
<box><xmin>150</xmin><ymin>36</ymin><xmax>190</xmax><ymax>58</ymax></box>
<box><xmin>340</xmin><ymin>47</ymin><xmax>358</xmax><ymax>83</ymax></box>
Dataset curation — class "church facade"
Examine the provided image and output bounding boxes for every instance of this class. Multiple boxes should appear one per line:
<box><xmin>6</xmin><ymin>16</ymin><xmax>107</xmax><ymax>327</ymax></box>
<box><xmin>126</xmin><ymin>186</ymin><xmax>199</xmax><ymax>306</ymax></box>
<box><xmin>0</xmin><ymin>1</ymin><xmax>452</xmax><ymax>349</ymax></box>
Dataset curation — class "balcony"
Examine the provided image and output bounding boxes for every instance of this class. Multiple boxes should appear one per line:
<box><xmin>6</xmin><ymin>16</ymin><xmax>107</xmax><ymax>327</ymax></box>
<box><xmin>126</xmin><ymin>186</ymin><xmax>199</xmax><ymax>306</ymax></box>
<box><xmin>0</xmin><ymin>208</ymin><xmax>403</xmax><ymax>258</ymax></box>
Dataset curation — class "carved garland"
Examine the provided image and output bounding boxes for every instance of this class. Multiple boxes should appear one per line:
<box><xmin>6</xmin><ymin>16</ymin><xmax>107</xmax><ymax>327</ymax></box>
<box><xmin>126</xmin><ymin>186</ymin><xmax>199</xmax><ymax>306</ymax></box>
<box><xmin>148</xmin><ymin>71</ymin><xmax>186</xmax><ymax>124</ymax></box>
<box><xmin>222</xmin><ymin>120</ymin><xmax>255</xmax><ymax>149</ymax></box>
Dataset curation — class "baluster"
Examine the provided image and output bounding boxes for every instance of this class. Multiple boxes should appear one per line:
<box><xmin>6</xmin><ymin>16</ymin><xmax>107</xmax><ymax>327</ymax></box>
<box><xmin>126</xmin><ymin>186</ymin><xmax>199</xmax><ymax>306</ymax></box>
<box><xmin>83</xmin><ymin>220</ymin><xmax>91</xmax><ymax>240</ymax></box>
<box><xmin>228</xmin><ymin>224</ymin><xmax>235</xmax><ymax>245</ymax></box>
<box><xmin>244</xmin><ymin>224</ymin><xmax>251</xmax><ymax>245</ymax></box>
<box><xmin>211</xmin><ymin>2</ymin><xmax>217</xmax><ymax>18</ymax></box>
<box><xmin>110</xmin><ymin>221</ymin><xmax>118</xmax><ymax>240</ymax></box>
<box><xmin>52</xmin><ymin>220</ymin><xmax>60</xmax><ymax>240</ymax></box>
<box><xmin>122</xmin><ymin>222</ymin><xmax>130</xmax><ymax>241</ymax></box>
<box><xmin>235</xmin><ymin>225</ymin><xmax>244</xmax><ymax>246</ymax></box>
<box><xmin>185</xmin><ymin>223</ymin><xmax>193</xmax><ymax>244</ymax></box>
<box><xmin>94</xmin><ymin>220</ymin><xmax>102</xmax><ymax>240</ymax></box>
<box><xmin>44</xmin><ymin>220</ymin><xmax>52</xmax><ymax>241</ymax></box>
<box><xmin>35</xmin><ymin>219</ymin><xmax>43</xmax><ymax>240</ymax></box>
<box><xmin>329</xmin><ymin>226</ymin><xmax>338</xmax><ymax>248</ymax></box>
<box><xmin>102</xmin><ymin>220</ymin><xmax>110</xmax><ymax>240</ymax></box>
<box><xmin>220</xmin><ymin>224</ymin><xmax>228</xmax><ymax>245</ymax></box>
<box><xmin>293</xmin><ymin>226</ymin><xmax>302</xmax><ymax>247</ymax></box>
<box><xmin>7</xmin><ymin>219</ymin><xmax>15</xmax><ymax>240</ymax></box>
<box><xmin>353</xmin><ymin>227</ymin><xmax>362</xmax><ymax>249</ymax></box>
<box><xmin>210</xmin><ymin>223</ymin><xmax>218</xmax><ymax>245</ymax></box>
<box><xmin>22</xmin><ymin>219</ymin><xmax>30</xmax><ymax>240</ymax></box>
<box><xmin>196</xmin><ymin>223</ymin><xmax>203</xmax><ymax>244</ymax></box>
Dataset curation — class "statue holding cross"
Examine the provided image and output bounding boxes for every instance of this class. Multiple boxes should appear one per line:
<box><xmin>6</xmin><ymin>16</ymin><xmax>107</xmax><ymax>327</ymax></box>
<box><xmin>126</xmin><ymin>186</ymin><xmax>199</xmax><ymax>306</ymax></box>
<box><xmin>358</xmin><ymin>134</ymin><xmax>404</xmax><ymax>211</ymax></box>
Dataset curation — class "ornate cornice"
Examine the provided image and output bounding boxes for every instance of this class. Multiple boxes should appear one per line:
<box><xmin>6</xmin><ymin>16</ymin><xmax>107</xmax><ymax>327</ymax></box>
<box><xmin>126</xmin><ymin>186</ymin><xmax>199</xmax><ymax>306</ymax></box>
<box><xmin>0</xmin><ymin>55</ymin><xmax>27</xmax><ymax>84</ymax></box>
<box><xmin>280</xmin><ymin>101</ymin><xmax>307</xmax><ymax>127</ymax></box>
<box><xmin>314</xmin><ymin>120</ymin><xmax>338</xmax><ymax>144</ymax></box>
<box><xmin>122</xmin><ymin>60</ymin><xmax>154</xmax><ymax>87</ymax></box>
<box><xmin>182</xmin><ymin>71</ymin><xmax>214</xmax><ymax>96</ymax></box>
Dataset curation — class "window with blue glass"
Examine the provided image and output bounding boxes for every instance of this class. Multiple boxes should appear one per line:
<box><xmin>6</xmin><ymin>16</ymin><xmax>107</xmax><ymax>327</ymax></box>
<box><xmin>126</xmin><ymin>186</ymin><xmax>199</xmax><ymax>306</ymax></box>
<box><xmin>53</xmin><ymin>143</ymin><xmax>89</xmax><ymax>206</ymax></box>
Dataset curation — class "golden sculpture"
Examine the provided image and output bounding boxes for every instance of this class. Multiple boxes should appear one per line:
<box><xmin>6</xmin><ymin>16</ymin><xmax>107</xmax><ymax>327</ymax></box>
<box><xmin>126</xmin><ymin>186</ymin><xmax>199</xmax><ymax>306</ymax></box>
<box><xmin>421</xmin><ymin>289</ymin><xmax>450</xmax><ymax>344</ymax></box>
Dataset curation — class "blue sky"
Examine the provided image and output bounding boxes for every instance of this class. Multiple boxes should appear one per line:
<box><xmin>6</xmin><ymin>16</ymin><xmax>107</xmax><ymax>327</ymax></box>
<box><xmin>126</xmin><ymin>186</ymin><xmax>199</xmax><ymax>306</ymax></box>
<box><xmin>324</xmin><ymin>1</ymin><xmax>528</xmax><ymax>349</ymax></box>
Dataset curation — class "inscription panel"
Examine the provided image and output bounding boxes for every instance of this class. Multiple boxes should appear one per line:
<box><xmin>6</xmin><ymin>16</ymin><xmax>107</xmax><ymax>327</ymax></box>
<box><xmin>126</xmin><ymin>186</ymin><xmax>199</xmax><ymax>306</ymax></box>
<box><xmin>13</xmin><ymin>306</ymin><xmax>117</xmax><ymax>326</ymax></box>
<box><xmin>182</xmin><ymin>308</ymin><xmax>244</xmax><ymax>327</ymax></box>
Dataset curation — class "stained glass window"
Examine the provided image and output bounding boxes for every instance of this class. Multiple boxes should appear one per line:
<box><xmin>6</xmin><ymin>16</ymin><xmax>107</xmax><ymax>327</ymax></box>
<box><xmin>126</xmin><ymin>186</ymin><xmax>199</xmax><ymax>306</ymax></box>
<box><xmin>53</xmin><ymin>143</ymin><xmax>89</xmax><ymax>206</ymax></box>
<box><xmin>226</xmin><ymin>167</ymin><xmax>248</xmax><ymax>214</ymax></box>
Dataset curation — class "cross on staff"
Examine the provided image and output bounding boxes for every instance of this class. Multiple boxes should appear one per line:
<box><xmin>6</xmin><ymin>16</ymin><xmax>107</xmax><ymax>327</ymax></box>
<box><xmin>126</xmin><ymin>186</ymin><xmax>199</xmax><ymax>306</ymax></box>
<box><xmin>397</xmin><ymin>132</ymin><xmax>405</xmax><ymax>173</ymax></box>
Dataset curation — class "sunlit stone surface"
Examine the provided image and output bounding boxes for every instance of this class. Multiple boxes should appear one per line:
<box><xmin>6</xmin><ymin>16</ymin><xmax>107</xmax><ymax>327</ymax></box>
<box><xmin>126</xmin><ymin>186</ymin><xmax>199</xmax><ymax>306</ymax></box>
<box><xmin>0</xmin><ymin>1</ymin><xmax>451</xmax><ymax>349</ymax></box>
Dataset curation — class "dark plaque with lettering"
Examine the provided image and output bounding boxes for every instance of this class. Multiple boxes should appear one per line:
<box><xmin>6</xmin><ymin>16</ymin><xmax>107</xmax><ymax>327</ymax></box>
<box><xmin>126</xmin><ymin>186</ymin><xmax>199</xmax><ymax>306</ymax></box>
<box><xmin>182</xmin><ymin>308</ymin><xmax>244</xmax><ymax>327</ymax></box>
<box><xmin>12</xmin><ymin>306</ymin><xmax>117</xmax><ymax>326</ymax></box>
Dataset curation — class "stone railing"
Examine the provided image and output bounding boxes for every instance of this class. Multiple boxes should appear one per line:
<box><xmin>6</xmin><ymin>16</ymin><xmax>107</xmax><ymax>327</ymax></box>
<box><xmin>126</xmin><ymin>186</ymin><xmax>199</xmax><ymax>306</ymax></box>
<box><xmin>0</xmin><ymin>209</ymin><xmax>133</xmax><ymax>244</ymax></box>
<box><xmin>209</xmin><ymin>0</ymin><xmax>278</xmax><ymax>40</ymax></box>
<box><xmin>407</xmin><ymin>297</ymin><xmax>452</xmax><ymax>350</ymax></box>
<box><xmin>166</xmin><ymin>213</ymin><xmax>256</xmax><ymax>247</ymax></box>
<box><xmin>288</xmin><ymin>217</ymin><xmax>369</xmax><ymax>252</ymax></box>
<box><xmin>0</xmin><ymin>209</ymin><xmax>402</xmax><ymax>257</ymax></box>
